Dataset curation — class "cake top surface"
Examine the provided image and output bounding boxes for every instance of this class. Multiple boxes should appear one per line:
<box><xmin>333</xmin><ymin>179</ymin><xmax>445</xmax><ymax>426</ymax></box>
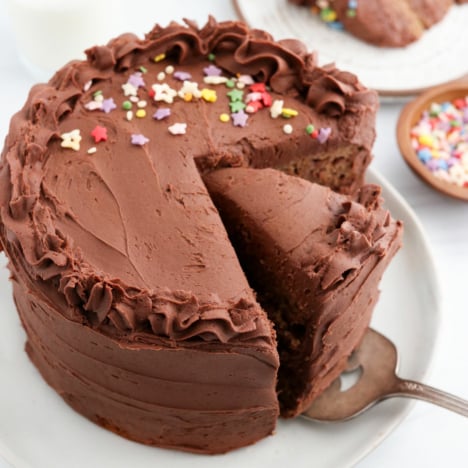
<box><xmin>0</xmin><ymin>18</ymin><xmax>377</xmax><ymax>347</ymax></box>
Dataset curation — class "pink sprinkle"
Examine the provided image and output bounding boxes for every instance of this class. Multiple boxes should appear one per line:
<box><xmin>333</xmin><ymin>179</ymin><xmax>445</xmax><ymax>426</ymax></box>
<box><xmin>317</xmin><ymin>127</ymin><xmax>332</xmax><ymax>144</ymax></box>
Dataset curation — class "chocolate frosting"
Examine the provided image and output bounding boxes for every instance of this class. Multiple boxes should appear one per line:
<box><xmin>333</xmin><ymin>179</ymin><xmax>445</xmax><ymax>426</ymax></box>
<box><xmin>0</xmin><ymin>18</ymin><xmax>377</xmax><ymax>345</ymax></box>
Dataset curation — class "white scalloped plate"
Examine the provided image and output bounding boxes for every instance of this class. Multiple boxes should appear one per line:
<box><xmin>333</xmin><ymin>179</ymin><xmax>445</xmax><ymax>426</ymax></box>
<box><xmin>0</xmin><ymin>169</ymin><xmax>441</xmax><ymax>468</ymax></box>
<box><xmin>234</xmin><ymin>0</ymin><xmax>468</xmax><ymax>96</ymax></box>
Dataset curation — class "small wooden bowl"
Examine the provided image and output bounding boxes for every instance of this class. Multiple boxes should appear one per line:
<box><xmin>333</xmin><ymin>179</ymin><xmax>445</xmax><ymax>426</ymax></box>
<box><xmin>397</xmin><ymin>81</ymin><xmax>468</xmax><ymax>201</ymax></box>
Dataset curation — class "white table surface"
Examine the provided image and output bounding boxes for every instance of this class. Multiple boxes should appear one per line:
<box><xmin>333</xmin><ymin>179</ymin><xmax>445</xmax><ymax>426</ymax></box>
<box><xmin>0</xmin><ymin>1</ymin><xmax>467</xmax><ymax>467</ymax></box>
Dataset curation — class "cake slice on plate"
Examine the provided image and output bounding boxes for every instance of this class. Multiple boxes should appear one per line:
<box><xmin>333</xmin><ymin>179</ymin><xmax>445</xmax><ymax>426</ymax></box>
<box><xmin>204</xmin><ymin>167</ymin><xmax>403</xmax><ymax>416</ymax></box>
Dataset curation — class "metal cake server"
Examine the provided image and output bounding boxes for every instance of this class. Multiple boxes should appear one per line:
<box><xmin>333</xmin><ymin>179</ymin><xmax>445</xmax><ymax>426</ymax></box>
<box><xmin>303</xmin><ymin>328</ymin><xmax>468</xmax><ymax>421</ymax></box>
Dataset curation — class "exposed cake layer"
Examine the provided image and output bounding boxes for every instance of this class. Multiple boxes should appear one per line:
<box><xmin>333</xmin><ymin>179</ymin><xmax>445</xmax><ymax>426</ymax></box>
<box><xmin>204</xmin><ymin>168</ymin><xmax>403</xmax><ymax>416</ymax></box>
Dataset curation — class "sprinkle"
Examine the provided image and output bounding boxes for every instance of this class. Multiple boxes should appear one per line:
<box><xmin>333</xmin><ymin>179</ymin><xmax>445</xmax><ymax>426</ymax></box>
<box><xmin>227</xmin><ymin>89</ymin><xmax>244</xmax><ymax>102</ymax></box>
<box><xmin>165</xmin><ymin>65</ymin><xmax>174</xmax><ymax>74</ymax></box>
<box><xmin>281</xmin><ymin>108</ymin><xmax>299</xmax><ymax>118</ymax></box>
<box><xmin>153</xmin><ymin>108</ymin><xmax>171</xmax><ymax>120</ymax></box>
<box><xmin>83</xmin><ymin>80</ymin><xmax>92</xmax><ymax>92</ymax></box>
<box><xmin>411</xmin><ymin>96</ymin><xmax>468</xmax><ymax>187</ymax></box>
<box><xmin>204</xmin><ymin>76</ymin><xmax>228</xmax><ymax>85</ymax></box>
<box><xmin>238</xmin><ymin>75</ymin><xmax>255</xmax><ymax>85</ymax></box>
<box><xmin>225</xmin><ymin>79</ymin><xmax>236</xmax><ymax>89</ymax></box>
<box><xmin>91</xmin><ymin>125</ymin><xmax>108</xmax><ymax>143</ymax></box>
<box><xmin>250</xmin><ymin>83</ymin><xmax>266</xmax><ymax>93</ymax></box>
<box><xmin>201</xmin><ymin>88</ymin><xmax>217</xmax><ymax>103</ymax></box>
<box><xmin>137</xmin><ymin>100</ymin><xmax>147</xmax><ymax>108</ymax></box>
<box><xmin>270</xmin><ymin>99</ymin><xmax>284</xmax><ymax>118</ymax></box>
<box><xmin>178</xmin><ymin>81</ymin><xmax>202</xmax><ymax>100</ymax></box>
<box><xmin>84</xmin><ymin>100</ymin><xmax>102</xmax><ymax>111</ymax></box>
<box><xmin>122</xmin><ymin>100</ymin><xmax>132</xmax><ymax>110</ymax></box>
<box><xmin>236</xmin><ymin>81</ymin><xmax>245</xmax><ymax>89</ymax></box>
<box><xmin>126</xmin><ymin>111</ymin><xmax>133</xmax><ymax>121</ymax></box>
<box><xmin>87</xmin><ymin>147</ymin><xmax>97</xmax><ymax>154</ymax></box>
<box><xmin>283</xmin><ymin>124</ymin><xmax>293</xmax><ymax>135</ymax></box>
<box><xmin>231</xmin><ymin>110</ymin><xmax>248</xmax><ymax>127</ymax></box>
<box><xmin>131</xmin><ymin>133</ymin><xmax>149</xmax><ymax>145</ymax></box>
<box><xmin>168</xmin><ymin>123</ymin><xmax>187</xmax><ymax>135</ymax></box>
<box><xmin>93</xmin><ymin>90</ymin><xmax>103</xmax><ymax>97</ymax></box>
<box><xmin>60</xmin><ymin>129</ymin><xmax>82</xmax><ymax>151</ymax></box>
<box><xmin>219</xmin><ymin>113</ymin><xmax>230</xmax><ymax>123</ymax></box>
<box><xmin>157</xmin><ymin>72</ymin><xmax>166</xmax><ymax>81</ymax></box>
<box><xmin>140</xmin><ymin>66</ymin><xmax>148</xmax><ymax>74</ymax></box>
<box><xmin>246</xmin><ymin>101</ymin><xmax>263</xmax><ymax>113</ymax></box>
<box><xmin>154</xmin><ymin>53</ymin><xmax>166</xmax><ymax>62</ymax></box>
<box><xmin>128</xmin><ymin>72</ymin><xmax>145</xmax><ymax>88</ymax></box>
<box><xmin>135</xmin><ymin>109</ymin><xmax>146</xmax><ymax>118</ymax></box>
<box><xmin>207</xmin><ymin>53</ymin><xmax>216</xmax><ymax>62</ymax></box>
<box><xmin>129</xmin><ymin>96</ymin><xmax>139</xmax><ymax>103</ymax></box>
<box><xmin>261</xmin><ymin>92</ymin><xmax>272</xmax><ymax>107</ymax></box>
<box><xmin>229</xmin><ymin>101</ymin><xmax>246</xmax><ymax>112</ymax></box>
<box><xmin>94</xmin><ymin>94</ymin><xmax>104</xmax><ymax>103</ymax></box>
<box><xmin>122</xmin><ymin>83</ymin><xmax>138</xmax><ymax>97</ymax></box>
<box><xmin>101</xmin><ymin>98</ymin><xmax>117</xmax><ymax>113</ymax></box>
<box><xmin>317</xmin><ymin>127</ymin><xmax>332</xmax><ymax>144</ymax></box>
<box><xmin>306</xmin><ymin>124</ymin><xmax>315</xmax><ymax>135</ymax></box>
<box><xmin>152</xmin><ymin>83</ymin><xmax>177</xmax><ymax>103</ymax></box>
<box><xmin>203</xmin><ymin>64</ymin><xmax>222</xmax><ymax>76</ymax></box>
<box><xmin>173</xmin><ymin>71</ymin><xmax>192</xmax><ymax>81</ymax></box>
<box><xmin>246</xmin><ymin>92</ymin><xmax>263</xmax><ymax>103</ymax></box>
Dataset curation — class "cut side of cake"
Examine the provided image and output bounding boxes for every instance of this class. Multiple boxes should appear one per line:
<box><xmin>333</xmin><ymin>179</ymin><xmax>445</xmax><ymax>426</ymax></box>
<box><xmin>204</xmin><ymin>167</ymin><xmax>403</xmax><ymax>416</ymax></box>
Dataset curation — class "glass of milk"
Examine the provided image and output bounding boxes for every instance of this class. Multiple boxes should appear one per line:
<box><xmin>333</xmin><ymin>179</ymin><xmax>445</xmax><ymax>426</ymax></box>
<box><xmin>6</xmin><ymin>0</ymin><xmax>123</xmax><ymax>81</ymax></box>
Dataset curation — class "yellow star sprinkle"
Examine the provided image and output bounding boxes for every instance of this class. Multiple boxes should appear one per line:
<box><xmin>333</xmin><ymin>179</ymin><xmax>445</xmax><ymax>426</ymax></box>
<box><xmin>201</xmin><ymin>88</ymin><xmax>217</xmax><ymax>103</ymax></box>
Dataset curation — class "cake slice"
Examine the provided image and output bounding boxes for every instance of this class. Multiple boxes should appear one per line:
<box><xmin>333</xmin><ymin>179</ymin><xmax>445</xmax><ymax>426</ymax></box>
<box><xmin>204</xmin><ymin>167</ymin><xmax>403</xmax><ymax>416</ymax></box>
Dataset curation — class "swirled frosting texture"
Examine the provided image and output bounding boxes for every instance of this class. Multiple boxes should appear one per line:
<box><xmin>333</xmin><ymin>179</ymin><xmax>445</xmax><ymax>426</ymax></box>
<box><xmin>0</xmin><ymin>18</ymin><xmax>377</xmax><ymax>345</ymax></box>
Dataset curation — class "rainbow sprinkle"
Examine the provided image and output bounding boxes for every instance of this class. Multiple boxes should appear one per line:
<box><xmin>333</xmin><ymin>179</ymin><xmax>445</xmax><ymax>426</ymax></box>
<box><xmin>411</xmin><ymin>97</ymin><xmax>468</xmax><ymax>188</ymax></box>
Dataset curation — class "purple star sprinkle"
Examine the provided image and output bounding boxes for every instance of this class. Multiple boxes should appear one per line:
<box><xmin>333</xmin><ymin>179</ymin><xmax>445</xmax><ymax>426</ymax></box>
<box><xmin>101</xmin><ymin>98</ymin><xmax>117</xmax><ymax>113</ymax></box>
<box><xmin>128</xmin><ymin>72</ymin><xmax>145</xmax><ymax>88</ymax></box>
<box><xmin>173</xmin><ymin>71</ymin><xmax>192</xmax><ymax>81</ymax></box>
<box><xmin>153</xmin><ymin>108</ymin><xmax>171</xmax><ymax>120</ymax></box>
<box><xmin>203</xmin><ymin>64</ymin><xmax>222</xmax><ymax>77</ymax></box>
<box><xmin>317</xmin><ymin>127</ymin><xmax>332</xmax><ymax>144</ymax></box>
<box><xmin>231</xmin><ymin>110</ymin><xmax>248</xmax><ymax>127</ymax></box>
<box><xmin>131</xmin><ymin>134</ymin><xmax>149</xmax><ymax>146</ymax></box>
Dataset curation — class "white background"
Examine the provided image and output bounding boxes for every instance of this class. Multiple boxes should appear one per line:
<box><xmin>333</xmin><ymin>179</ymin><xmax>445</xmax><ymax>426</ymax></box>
<box><xmin>0</xmin><ymin>1</ymin><xmax>467</xmax><ymax>467</ymax></box>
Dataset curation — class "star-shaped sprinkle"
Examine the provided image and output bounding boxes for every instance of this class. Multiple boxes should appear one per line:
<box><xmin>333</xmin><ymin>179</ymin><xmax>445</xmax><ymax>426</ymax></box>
<box><xmin>203</xmin><ymin>64</ymin><xmax>222</xmax><ymax>77</ymax></box>
<box><xmin>153</xmin><ymin>108</ymin><xmax>171</xmax><ymax>120</ymax></box>
<box><xmin>91</xmin><ymin>125</ymin><xmax>108</xmax><ymax>143</ymax></box>
<box><xmin>231</xmin><ymin>110</ymin><xmax>248</xmax><ymax>127</ymax></box>
<box><xmin>128</xmin><ymin>72</ymin><xmax>145</xmax><ymax>88</ymax></box>
<box><xmin>101</xmin><ymin>98</ymin><xmax>117</xmax><ymax>113</ymax></box>
<box><xmin>122</xmin><ymin>82</ymin><xmax>138</xmax><ymax>97</ymax></box>
<box><xmin>151</xmin><ymin>83</ymin><xmax>177</xmax><ymax>103</ymax></box>
<box><xmin>245</xmin><ymin>92</ymin><xmax>263</xmax><ymax>103</ymax></box>
<box><xmin>229</xmin><ymin>100</ymin><xmax>246</xmax><ymax>112</ymax></box>
<box><xmin>227</xmin><ymin>88</ymin><xmax>244</xmax><ymax>102</ymax></box>
<box><xmin>60</xmin><ymin>129</ymin><xmax>82</xmax><ymax>151</ymax></box>
<box><xmin>131</xmin><ymin>134</ymin><xmax>149</xmax><ymax>146</ymax></box>
<box><xmin>168</xmin><ymin>123</ymin><xmax>187</xmax><ymax>135</ymax></box>
<box><xmin>178</xmin><ymin>81</ymin><xmax>202</xmax><ymax>99</ymax></box>
<box><xmin>173</xmin><ymin>71</ymin><xmax>192</xmax><ymax>81</ymax></box>
<box><xmin>201</xmin><ymin>88</ymin><xmax>217</xmax><ymax>103</ymax></box>
<box><xmin>250</xmin><ymin>82</ymin><xmax>266</xmax><ymax>93</ymax></box>
<box><xmin>317</xmin><ymin>127</ymin><xmax>332</xmax><ymax>144</ymax></box>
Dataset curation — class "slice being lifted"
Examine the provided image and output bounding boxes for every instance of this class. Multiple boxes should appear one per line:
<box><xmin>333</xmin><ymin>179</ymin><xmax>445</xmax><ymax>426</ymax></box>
<box><xmin>204</xmin><ymin>167</ymin><xmax>403</xmax><ymax>416</ymax></box>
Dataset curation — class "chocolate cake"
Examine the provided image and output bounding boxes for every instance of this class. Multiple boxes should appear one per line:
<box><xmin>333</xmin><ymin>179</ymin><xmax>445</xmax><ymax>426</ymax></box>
<box><xmin>290</xmin><ymin>0</ymin><xmax>468</xmax><ymax>47</ymax></box>
<box><xmin>204</xmin><ymin>168</ymin><xmax>403</xmax><ymax>416</ymax></box>
<box><xmin>0</xmin><ymin>18</ymin><xmax>382</xmax><ymax>454</ymax></box>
